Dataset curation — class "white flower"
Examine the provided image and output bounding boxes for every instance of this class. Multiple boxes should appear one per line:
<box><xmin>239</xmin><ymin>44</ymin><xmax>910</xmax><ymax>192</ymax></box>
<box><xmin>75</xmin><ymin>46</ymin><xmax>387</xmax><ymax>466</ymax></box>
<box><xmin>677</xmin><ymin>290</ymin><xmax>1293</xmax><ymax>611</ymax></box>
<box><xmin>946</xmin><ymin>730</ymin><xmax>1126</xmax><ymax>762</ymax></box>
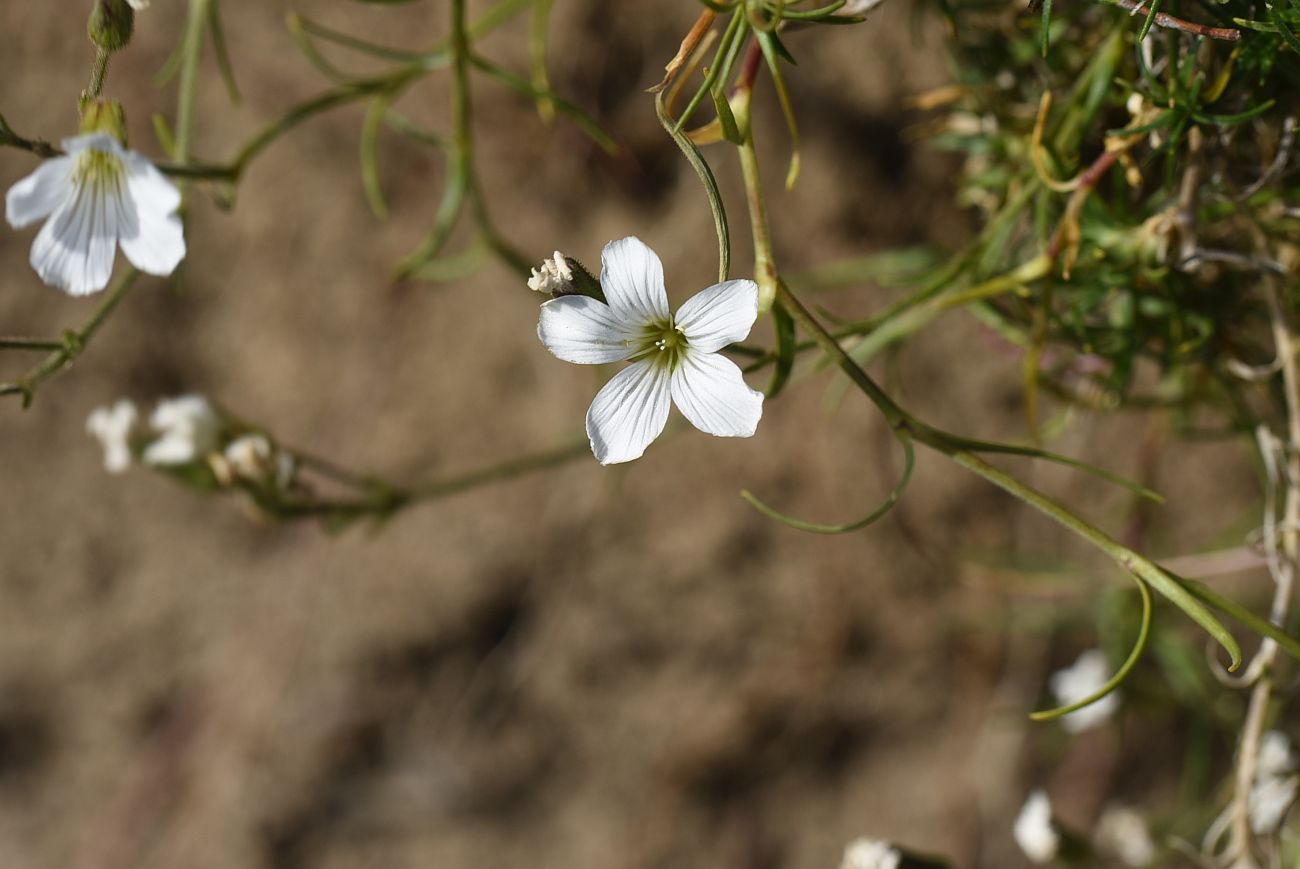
<box><xmin>6</xmin><ymin>133</ymin><xmax>185</xmax><ymax>296</ymax></box>
<box><xmin>840</xmin><ymin>0</ymin><xmax>889</xmax><ymax>14</ymax></box>
<box><xmin>1094</xmin><ymin>805</ymin><xmax>1156</xmax><ymax>867</ymax></box>
<box><xmin>143</xmin><ymin>395</ymin><xmax>220</xmax><ymax>466</ymax></box>
<box><xmin>86</xmin><ymin>399</ymin><xmax>139</xmax><ymax>473</ymax></box>
<box><xmin>528</xmin><ymin>250</ymin><xmax>574</xmax><ymax>295</ymax></box>
<box><xmin>1258</xmin><ymin>730</ymin><xmax>1295</xmax><ymax>779</ymax></box>
<box><xmin>1049</xmin><ymin>649</ymin><xmax>1119</xmax><ymax>733</ymax></box>
<box><xmin>128</xmin><ymin>0</ymin><xmax>150</xmax><ymax>9</ymax></box>
<box><xmin>1014</xmin><ymin>790</ymin><xmax>1060</xmax><ymax>864</ymax></box>
<box><xmin>537</xmin><ymin>236</ymin><xmax>764</xmax><ymax>465</ymax></box>
<box><xmin>224</xmin><ymin>434</ymin><xmax>273</xmax><ymax>481</ymax></box>
<box><xmin>840</xmin><ymin>837</ymin><xmax>901</xmax><ymax>869</ymax></box>
<box><xmin>1249</xmin><ymin>773</ymin><xmax>1298</xmax><ymax>834</ymax></box>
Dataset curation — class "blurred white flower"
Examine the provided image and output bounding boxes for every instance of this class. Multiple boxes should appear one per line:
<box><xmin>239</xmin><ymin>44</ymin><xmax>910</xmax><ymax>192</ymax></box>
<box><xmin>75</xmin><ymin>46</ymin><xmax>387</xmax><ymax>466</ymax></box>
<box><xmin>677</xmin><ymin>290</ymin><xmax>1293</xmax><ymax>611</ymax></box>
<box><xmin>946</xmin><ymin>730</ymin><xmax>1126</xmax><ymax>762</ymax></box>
<box><xmin>1095</xmin><ymin>805</ymin><xmax>1156</xmax><ymax>867</ymax></box>
<box><xmin>128</xmin><ymin>0</ymin><xmax>150</xmax><ymax>9</ymax></box>
<box><xmin>840</xmin><ymin>838</ymin><xmax>900</xmax><ymax>869</ymax></box>
<box><xmin>537</xmin><ymin>236</ymin><xmax>763</xmax><ymax>465</ymax></box>
<box><xmin>224</xmin><ymin>434</ymin><xmax>273</xmax><ymax>481</ymax></box>
<box><xmin>5</xmin><ymin>133</ymin><xmax>184</xmax><ymax>296</ymax></box>
<box><xmin>1049</xmin><ymin>649</ymin><xmax>1119</xmax><ymax>733</ymax></box>
<box><xmin>839</xmin><ymin>0</ymin><xmax>889</xmax><ymax>14</ymax></box>
<box><xmin>143</xmin><ymin>395</ymin><xmax>219</xmax><ymax>466</ymax></box>
<box><xmin>1248</xmin><ymin>731</ymin><xmax>1299</xmax><ymax>834</ymax></box>
<box><xmin>528</xmin><ymin>250</ymin><xmax>574</xmax><ymax>295</ymax></box>
<box><xmin>1249</xmin><ymin>773</ymin><xmax>1298</xmax><ymax>834</ymax></box>
<box><xmin>1258</xmin><ymin>730</ymin><xmax>1295</xmax><ymax>779</ymax></box>
<box><xmin>86</xmin><ymin>399</ymin><xmax>138</xmax><ymax>473</ymax></box>
<box><xmin>1014</xmin><ymin>790</ymin><xmax>1060</xmax><ymax>864</ymax></box>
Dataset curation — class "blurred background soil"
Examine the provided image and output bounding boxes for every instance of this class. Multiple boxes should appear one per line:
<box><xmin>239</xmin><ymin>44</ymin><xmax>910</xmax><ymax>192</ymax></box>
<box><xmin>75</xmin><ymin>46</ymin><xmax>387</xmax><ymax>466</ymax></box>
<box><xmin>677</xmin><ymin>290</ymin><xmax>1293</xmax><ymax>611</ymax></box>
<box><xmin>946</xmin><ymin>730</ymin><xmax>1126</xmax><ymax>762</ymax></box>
<box><xmin>0</xmin><ymin>2</ymin><xmax>1268</xmax><ymax>868</ymax></box>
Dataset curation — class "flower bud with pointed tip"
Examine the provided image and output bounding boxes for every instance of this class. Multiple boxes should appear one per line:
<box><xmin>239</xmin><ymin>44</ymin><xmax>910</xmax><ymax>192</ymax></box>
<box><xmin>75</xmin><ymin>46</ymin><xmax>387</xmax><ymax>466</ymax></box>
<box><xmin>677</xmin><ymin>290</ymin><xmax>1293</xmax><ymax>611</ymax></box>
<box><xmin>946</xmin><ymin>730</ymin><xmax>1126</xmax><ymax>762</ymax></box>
<box><xmin>88</xmin><ymin>0</ymin><xmax>135</xmax><ymax>53</ymax></box>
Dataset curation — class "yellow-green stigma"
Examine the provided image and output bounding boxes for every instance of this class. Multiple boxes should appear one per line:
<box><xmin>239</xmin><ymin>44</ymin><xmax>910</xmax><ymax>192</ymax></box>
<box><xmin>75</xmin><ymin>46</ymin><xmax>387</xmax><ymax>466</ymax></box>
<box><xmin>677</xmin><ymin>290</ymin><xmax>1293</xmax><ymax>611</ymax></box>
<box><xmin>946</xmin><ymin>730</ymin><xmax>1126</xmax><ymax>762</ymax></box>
<box><xmin>633</xmin><ymin>320</ymin><xmax>689</xmax><ymax>372</ymax></box>
<box><xmin>74</xmin><ymin>149</ymin><xmax>126</xmax><ymax>195</ymax></box>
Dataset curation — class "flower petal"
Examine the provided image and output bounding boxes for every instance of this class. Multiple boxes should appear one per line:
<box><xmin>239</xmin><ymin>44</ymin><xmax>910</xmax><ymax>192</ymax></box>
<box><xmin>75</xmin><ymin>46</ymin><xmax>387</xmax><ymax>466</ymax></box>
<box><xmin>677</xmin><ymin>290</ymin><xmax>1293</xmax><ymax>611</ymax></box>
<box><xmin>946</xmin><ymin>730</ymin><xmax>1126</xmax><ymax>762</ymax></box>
<box><xmin>6</xmin><ymin>157</ymin><xmax>74</xmax><ymax>229</ymax></box>
<box><xmin>537</xmin><ymin>296</ymin><xmax>638</xmax><ymax>364</ymax></box>
<box><xmin>119</xmin><ymin>154</ymin><xmax>185</xmax><ymax>276</ymax></box>
<box><xmin>600</xmin><ymin>236</ymin><xmax>669</xmax><ymax>326</ymax></box>
<box><xmin>31</xmin><ymin>180</ymin><xmax>121</xmax><ymax>296</ymax></box>
<box><xmin>585</xmin><ymin>359</ymin><xmax>671</xmax><ymax>465</ymax></box>
<box><xmin>674</xmin><ymin>279</ymin><xmax>759</xmax><ymax>353</ymax></box>
<box><xmin>669</xmin><ymin>351</ymin><xmax>763</xmax><ymax>438</ymax></box>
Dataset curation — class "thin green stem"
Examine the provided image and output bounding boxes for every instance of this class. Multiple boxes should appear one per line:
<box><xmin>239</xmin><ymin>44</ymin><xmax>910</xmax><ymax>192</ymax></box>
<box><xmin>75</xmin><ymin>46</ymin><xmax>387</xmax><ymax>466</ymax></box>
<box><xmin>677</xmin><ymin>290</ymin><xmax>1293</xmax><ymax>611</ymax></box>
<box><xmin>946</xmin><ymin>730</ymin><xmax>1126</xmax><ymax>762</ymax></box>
<box><xmin>85</xmin><ymin>49</ymin><xmax>112</xmax><ymax>102</ymax></box>
<box><xmin>0</xmin><ymin>270</ymin><xmax>140</xmax><ymax>407</ymax></box>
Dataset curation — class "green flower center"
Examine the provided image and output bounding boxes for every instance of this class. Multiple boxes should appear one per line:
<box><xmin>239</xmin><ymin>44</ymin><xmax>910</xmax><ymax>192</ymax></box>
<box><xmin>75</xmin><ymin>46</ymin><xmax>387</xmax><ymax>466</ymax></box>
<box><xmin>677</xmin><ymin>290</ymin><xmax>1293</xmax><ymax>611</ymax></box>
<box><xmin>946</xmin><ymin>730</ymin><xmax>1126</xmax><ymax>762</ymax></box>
<box><xmin>633</xmin><ymin>319</ymin><xmax>689</xmax><ymax>372</ymax></box>
<box><xmin>74</xmin><ymin>150</ymin><xmax>126</xmax><ymax>195</ymax></box>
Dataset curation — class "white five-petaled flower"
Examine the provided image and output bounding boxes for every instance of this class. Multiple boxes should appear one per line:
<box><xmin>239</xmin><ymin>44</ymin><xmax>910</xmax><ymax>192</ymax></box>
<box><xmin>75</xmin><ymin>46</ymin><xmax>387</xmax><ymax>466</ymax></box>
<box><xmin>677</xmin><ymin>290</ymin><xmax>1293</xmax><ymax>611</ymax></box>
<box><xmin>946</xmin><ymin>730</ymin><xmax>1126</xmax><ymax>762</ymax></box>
<box><xmin>839</xmin><ymin>837</ymin><xmax>901</xmax><ymax>869</ymax></box>
<box><xmin>143</xmin><ymin>394</ymin><xmax>220</xmax><ymax>466</ymax></box>
<box><xmin>1049</xmin><ymin>649</ymin><xmax>1119</xmax><ymax>733</ymax></box>
<box><xmin>87</xmin><ymin>399</ymin><xmax>139</xmax><ymax>473</ymax></box>
<box><xmin>1014</xmin><ymin>790</ymin><xmax>1060</xmax><ymax>864</ymax></box>
<box><xmin>537</xmin><ymin>236</ymin><xmax>764</xmax><ymax>465</ymax></box>
<box><xmin>6</xmin><ymin>133</ymin><xmax>185</xmax><ymax>296</ymax></box>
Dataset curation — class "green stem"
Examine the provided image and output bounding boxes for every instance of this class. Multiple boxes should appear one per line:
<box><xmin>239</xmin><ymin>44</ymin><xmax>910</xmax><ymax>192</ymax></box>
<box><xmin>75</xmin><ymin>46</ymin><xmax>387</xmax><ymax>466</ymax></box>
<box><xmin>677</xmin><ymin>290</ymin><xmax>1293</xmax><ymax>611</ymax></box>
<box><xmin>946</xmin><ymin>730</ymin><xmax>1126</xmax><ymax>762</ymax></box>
<box><xmin>175</xmin><ymin>0</ymin><xmax>211</xmax><ymax>166</ymax></box>
<box><xmin>0</xmin><ymin>270</ymin><xmax>140</xmax><ymax>407</ymax></box>
<box><xmin>727</xmin><ymin>77</ymin><xmax>1245</xmax><ymax>668</ymax></box>
<box><xmin>733</xmin><ymin>87</ymin><xmax>778</xmax><ymax>311</ymax></box>
<box><xmin>85</xmin><ymin>49</ymin><xmax>112</xmax><ymax>102</ymax></box>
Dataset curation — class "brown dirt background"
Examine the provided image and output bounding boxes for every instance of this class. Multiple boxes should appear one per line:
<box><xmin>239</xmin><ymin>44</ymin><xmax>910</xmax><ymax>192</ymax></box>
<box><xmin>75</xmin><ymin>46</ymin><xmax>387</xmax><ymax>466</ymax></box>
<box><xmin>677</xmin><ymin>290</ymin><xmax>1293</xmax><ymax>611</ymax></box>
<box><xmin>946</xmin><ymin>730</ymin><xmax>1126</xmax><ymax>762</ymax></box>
<box><xmin>0</xmin><ymin>2</ymin><xmax>1271</xmax><ymax>868</ymax></box>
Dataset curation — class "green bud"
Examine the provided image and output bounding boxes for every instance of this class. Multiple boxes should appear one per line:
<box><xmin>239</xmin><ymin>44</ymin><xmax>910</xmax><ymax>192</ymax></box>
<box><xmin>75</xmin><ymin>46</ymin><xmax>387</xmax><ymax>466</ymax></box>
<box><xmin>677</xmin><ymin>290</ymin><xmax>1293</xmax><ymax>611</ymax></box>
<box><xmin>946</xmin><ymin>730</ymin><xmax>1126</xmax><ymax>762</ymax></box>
<box><xmin>87</xmin><ymin>0</ymin><xmax>135</xmax><ymax>53</ymax></box>
<box><xmin>79</xmin><ymin>99</ymin><xmax>129</xmax><ymax>146</ymax></box>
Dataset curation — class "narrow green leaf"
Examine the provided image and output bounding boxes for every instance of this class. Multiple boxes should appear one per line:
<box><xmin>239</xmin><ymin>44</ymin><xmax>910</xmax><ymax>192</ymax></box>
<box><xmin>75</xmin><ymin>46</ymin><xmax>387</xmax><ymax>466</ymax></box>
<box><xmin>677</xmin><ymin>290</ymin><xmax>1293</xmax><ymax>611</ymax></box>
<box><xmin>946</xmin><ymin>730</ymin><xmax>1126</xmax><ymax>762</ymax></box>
<box><xmin>655</xmin><ymin>89</ymin><xmax>731</xmax><ymax>282</ymax></box>
<box><xmin>742</xmin><ymin>435</ymin><xmax>915</xmax><ymax>534</ymax></box>
<box><xmin>711</xmin><ymin>87</ymin><xmax>744</xmax><ymax>144</ymax></box>
<box><xmin>767</xmin><ymin>303</ymin><xmax>796</xmax><ymax>398</ymax></box>
<box><xmin>208</xmin><ymin>0</ymin><xmax>241</xmax><ymax>104</ymax></box>
<box><xmin>468</xmin><ymin>54</ymin><xmax>617</xmax><ymax>154</ymax></box>
<box><xmin>1031</xmin><ymin>577</ymin><xmax>1152</xmax><ymax>721</ymax></box>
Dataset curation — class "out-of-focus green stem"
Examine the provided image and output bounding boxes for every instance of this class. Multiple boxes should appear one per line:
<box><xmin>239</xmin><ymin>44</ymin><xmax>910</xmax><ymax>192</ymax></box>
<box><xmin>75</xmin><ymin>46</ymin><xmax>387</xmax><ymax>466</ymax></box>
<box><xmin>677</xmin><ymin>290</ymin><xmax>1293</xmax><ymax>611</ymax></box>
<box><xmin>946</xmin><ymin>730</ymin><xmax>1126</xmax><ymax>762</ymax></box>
<box><xmin>0</xmin><ymin>270</ymin><xmax>140</xmax><ymax>407</ymax></box>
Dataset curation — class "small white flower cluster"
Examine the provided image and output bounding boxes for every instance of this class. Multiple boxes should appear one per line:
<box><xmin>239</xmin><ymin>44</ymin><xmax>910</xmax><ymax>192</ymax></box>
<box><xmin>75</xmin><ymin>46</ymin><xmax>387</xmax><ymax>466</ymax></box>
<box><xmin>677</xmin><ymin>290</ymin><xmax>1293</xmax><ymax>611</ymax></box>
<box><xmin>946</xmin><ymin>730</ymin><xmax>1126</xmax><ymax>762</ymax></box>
<box><xmin>1249</xmin><ymin>730</ymin><xmax>1299</xmax><ymax>834</ymax></box>
<box><xmin>86</xmin><ymin>394</ymin><xmax>294</xmax><ymax>488</ymax></box>
<box><xmin>1049</xmin><ymin>649</ymin><xmax>1119</xmax><ymax>733</ymax></box>
<box><xmin>527</xmin><ymin>250</ymin><xmax>574</xmax><ymax>295</ymax></box>
<box><xmin>1015</xmin><ymin>791</ymin><xmax>1158</xmax><ymax>867</ymax></box>
<box><xmin>839</xmin><ymin>837</ymin><xmax>901</xmax><ymax>869</ymax></box>
<box><xmin>536</xmin><ymin>236</ymin><xmax>764</xmax><ymax>465</ymax></box>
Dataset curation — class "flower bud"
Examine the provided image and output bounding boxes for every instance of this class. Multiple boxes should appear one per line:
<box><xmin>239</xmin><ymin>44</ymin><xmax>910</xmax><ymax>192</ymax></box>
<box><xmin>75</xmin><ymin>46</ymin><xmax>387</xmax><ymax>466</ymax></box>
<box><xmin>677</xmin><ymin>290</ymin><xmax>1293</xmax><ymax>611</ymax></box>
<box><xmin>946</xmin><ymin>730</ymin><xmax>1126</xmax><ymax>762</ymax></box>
<box><xmin>528</xmin><ymin>251</ymin><xmax>604</xmax><ymax>302</ymax></box>
<box><xmin>78</xmin><ymin>98</ymin><xmax>128</xmax><ymax>145</ymax></box>
<box><xmin>88</xmin><ymin>0</ymin><xmax>135</xmax><ymax>53</ymax></box>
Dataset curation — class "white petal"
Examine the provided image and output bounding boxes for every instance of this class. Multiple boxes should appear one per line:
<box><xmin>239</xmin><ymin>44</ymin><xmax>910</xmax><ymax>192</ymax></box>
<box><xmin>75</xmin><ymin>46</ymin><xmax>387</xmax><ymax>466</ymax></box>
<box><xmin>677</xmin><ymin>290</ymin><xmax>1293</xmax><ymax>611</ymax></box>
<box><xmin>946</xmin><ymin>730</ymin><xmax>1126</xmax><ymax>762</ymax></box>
<box><xmin>119</xmin><ymin>154</ymin><xmax>185</xmax><ymax>276</ymax></box>
<box><xmin>585</xmin><ymin>359</ymin><xmax>670</xmax><ymax>465</ymax></box>
<box><xmin>599</xmin><ymin>236</ymin><xmax>669</xmax><ymax>326</ymax></box>
<box><xmin>143</xmin><ymin>434</ymin><xmax>199</xmax><ymax>466</ymax></box>
<box><xmin>669</xmin><ymin>351</ymin><xmax>763</xmax><ymax>438</ymax></box>
<box><xmin>31</xmin><ymin>182</ymin><xmax>121</xmax><ymax>296</ymax></box>
<box><xmin>1014</xmin><ymin>791</ymin><xmax>1060</xmax><ymax>864</ymax></box>
<box><xmin>60</xmin><ymin>133</ymin><xmax>127</xmax><ymax>158</ymax></box>
<box><xmin>86</xmin><ymin>399</ymin><xmax>138</xmax><ymax>474</ymax></box>
<box><xmin>6</xmin><ymin>157</ymin><xmax>74</xmax><ymax>228</ymax></box>
<box><xmin>537</xmin><ymin>296</ymin><xmax>638</xmax><ymax>364</ymax></box>
<box><xmin>674</xmin><ymin>279</ymin><xmax>759</xmax><ymax>353</ymax></box>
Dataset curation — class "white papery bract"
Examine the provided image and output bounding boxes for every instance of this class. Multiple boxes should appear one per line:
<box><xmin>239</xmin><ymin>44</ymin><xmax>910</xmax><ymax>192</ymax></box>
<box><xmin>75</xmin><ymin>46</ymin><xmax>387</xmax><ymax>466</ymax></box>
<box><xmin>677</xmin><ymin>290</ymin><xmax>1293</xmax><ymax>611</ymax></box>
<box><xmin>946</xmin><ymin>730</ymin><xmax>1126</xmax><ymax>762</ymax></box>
<box><xmin>86</xmin><ymin>399</ymin><xmax>139</xmax><ymax>473</ymax></box>
<box><xmin>5</xmin><ymin>133</ymin><xmax>185</xmax><ymax>296</ymax></box>
<box><xmin>537</xmin><ymin>236</ymin><xmax>764</xmax><ymax>465</ymax></box>
<box><xmin>144</xmin><ymin>394</ymin><xmax>220</xmax><ymax>466</ymax></box>
<box><xmin>839</xmin><ymin>838</ymin><xmax>901</xmax><ymax>869</ymax></box>
<box><xmin>1049</xmin><ymin>649</ymin><xmax>1119</xmax><ymax>733</ymax></box>
<box><xmin>1014</xmin><ymin>790</ymin><xmax>1060</xmax><ymax>864</ymax></box>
